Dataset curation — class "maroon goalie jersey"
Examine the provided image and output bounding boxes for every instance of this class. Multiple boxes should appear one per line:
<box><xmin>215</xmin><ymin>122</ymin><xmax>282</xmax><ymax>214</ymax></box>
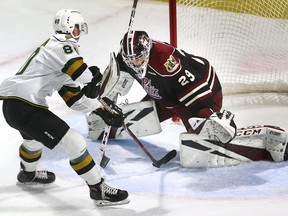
<box><xmin>117</xmin><ymin>40</ymin><xmax>222</xmax><ymax>116</ymax></box>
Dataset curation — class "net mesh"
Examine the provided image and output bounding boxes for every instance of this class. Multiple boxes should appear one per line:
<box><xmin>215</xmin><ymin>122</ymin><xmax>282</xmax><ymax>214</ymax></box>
<box><xmin>176</xmin><ymin>0</ymin><xmax>288</xmax><ymax>99</ymax></box>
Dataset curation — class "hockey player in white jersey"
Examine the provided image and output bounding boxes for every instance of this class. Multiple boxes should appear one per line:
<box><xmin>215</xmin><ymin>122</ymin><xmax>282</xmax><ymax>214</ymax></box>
<box><xmin>0</xmin><ymin>9</ymin><xmax>129</xmax><ymax>206</ymax></box>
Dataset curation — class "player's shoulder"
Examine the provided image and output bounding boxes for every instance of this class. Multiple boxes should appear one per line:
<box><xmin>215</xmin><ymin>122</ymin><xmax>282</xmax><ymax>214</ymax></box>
<box><xmin>48</xmin><ymin>34</ymin><xmax>79</xmax><ymax>55</ymax></box>
<box><xmin>152</xmin><ymin>40</ymin><xmax>174</xmax><ymax>56</ymax></box>
<box><xmin>51</xmin><ymin>34</ymin><xmax>78</xmax><ymax>46</ymax></box>
<box><xmin>149</xmin><ymin>40</ymin><xmax>181</xmax><ymax>75</ymax></box>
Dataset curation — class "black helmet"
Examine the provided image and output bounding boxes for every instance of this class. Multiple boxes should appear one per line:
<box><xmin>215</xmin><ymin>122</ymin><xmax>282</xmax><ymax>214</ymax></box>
<box><xmin>121</xmin><ymin>31</ymin><xmax>152</xmax><ymax>78</ymax></box>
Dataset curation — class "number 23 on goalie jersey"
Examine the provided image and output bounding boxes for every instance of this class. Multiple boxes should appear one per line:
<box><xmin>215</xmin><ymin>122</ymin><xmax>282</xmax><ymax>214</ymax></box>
<box><xmin>118</xmin><ymin>40</ymin><xmax>222</xmax><ymax>110</ymax></box>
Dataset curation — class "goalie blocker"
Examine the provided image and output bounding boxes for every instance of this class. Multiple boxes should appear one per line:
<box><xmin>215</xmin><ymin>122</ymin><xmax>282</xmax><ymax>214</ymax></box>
<box><xmin>180</xmin><ymin>123</ymin><xmax>288</xmax><ymax>168</ymax></box>
<box><xmin>99</xmin><ymin>52</ymin><xmax>134</xmax><ymax>99</ymax></box>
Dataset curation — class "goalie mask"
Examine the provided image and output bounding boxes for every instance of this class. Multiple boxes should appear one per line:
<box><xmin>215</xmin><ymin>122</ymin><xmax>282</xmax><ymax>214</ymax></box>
<box><xmin>53</xmin><ymin>9</ymin><xmax>88</xmax><ymax>39</ymax></box>
<box><xmin>121</xmin><ymin>31</ymin><xmax>152</xmax><ymax>78</ymax></box>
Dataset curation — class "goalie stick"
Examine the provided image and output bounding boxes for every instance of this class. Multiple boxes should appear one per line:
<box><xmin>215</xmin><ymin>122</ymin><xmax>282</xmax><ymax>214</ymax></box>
<box><xmin>98</xmin><ymin>95</ymin><xmax>118</xmax><ymax>168</ymax></box>
<box><xmin>97</xmin><ymin>58</ymin><xmax>115</xmax><ymax>168</ymax></box>
<box><xmin>128</xmin><ymin>0</ymin><xmax>139</xmax><ymax>34</ymax></box>
<box><xmin>98</xmin><ymin>0</ymin><xmax>139</xmax><ymax>168</ymax></box>
<box><xmin>99</xmin><ymin>124</ymin><xmax>112</xmax><ymax>168</ymax></box>
<box><xmin>99</xmin><ymin>98</ymin><xmax>177</xmax><ymax>168</ymax></box>
<box><xmin>123</xmin><ymin>124</ymin><xmax>177</xmax><ymax>168</ymax></box>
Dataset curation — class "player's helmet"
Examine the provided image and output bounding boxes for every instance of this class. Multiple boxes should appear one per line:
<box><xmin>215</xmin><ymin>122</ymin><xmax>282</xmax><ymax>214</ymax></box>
<box><xmin>121</xmin><ymin>31</ymin><xmax>152</xmax><ymax>78</ymax></box>
<box><xmin>53</xmin><ymin>9</ymin><xmax>88</xmax><ymax>39</ymax></box>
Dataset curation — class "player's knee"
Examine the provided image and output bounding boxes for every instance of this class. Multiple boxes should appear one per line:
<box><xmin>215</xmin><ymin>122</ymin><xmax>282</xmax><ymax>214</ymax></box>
<box><xmin>58</xmin><ymin>128</ymin><xmax>87</xmax><ymax>160</ymax></box>
<box><xmin>22</xmin><ymin>139</ymin><xmax>43</xmax><ymax>152</ymax></box>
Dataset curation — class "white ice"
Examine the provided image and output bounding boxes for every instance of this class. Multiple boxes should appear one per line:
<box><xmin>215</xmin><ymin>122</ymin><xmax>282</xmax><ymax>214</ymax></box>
<box><xmin>1</xmin><ymin>0</ymin><xmax>288</xmax><ymax>216</ymax></box>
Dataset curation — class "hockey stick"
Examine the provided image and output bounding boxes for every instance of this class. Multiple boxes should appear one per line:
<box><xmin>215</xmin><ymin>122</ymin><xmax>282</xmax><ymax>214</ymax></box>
<box><xmin>98</xmin><ymin>95</ymin><xmax>118</xmax><ymax>168</ymax></box>
<box><xmin>123</xmin><ymin>124</ymin><xmax>177</xmax><ymax>168</ymax></box>
<box><xmin>98</xmin><ymin>0</ymin><xmax>138</xmax><ymax>168</ymax></box>
<box><xmin>127</xmin><ymin>0</ymin><xmax>139</xmax><ymax>34</ymax></box>
<box><xmin>99</xmin><ymin>125</ymin><xmax>112</xmax><ymax>168</ymax></box>
<box><xmin>121</xmin><ymin>0</ymin><xmax>175</xmax><ymax>167</ymax></box>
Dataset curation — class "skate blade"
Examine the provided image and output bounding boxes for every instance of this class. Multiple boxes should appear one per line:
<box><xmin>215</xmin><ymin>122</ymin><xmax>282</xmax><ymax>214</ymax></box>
<box><xmin>16</xmin><ymin>181</ymin><xmax>56</xmax><ymax>190</ymax></box>
<box><xmin>94</xmin><ymin>198</ymin><xmax>130</xmax><ymax>207</ymax></box>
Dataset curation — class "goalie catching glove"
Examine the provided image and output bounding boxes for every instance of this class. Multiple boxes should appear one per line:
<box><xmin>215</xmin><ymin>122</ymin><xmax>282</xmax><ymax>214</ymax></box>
<box><xmin>93</xmin><ymin>97</ymin><xmax>125</xmax><ymax>128</ymax></box>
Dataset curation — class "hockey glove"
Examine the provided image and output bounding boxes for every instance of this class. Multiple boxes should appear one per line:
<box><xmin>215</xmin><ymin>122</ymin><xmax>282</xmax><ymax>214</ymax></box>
<box><xmin>93</xmin><ymin>97</ymin><xmax>125</xmax><ymax>128</ymax></box>
<box><xmin>82</xmin><ymin>66</ymin><xmax>103</xmax><ymax>98</ymax></box>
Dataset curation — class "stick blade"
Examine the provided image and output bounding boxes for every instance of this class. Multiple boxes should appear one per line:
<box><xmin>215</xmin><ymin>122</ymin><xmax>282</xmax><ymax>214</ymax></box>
<box><xmin>152</xmin><ymin>149</ymin><xmax>177</xmax><ymax>168</ymax></box>
<box><xmin>100</xmin><ymin>155</ymin><xmax>110</xmax><ymax>168</ymax></box>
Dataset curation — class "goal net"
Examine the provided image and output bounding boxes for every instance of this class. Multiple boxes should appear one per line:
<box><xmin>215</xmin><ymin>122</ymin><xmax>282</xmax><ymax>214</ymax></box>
<box><xmin>169</xmin><ymin>0</ymin><xmax>288</xmax><ymax>105</ymax></box>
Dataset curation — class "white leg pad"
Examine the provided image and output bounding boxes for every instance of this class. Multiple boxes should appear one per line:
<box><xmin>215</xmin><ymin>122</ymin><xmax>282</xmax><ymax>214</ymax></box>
<box><xmin>87</xmin><ymin>113</ymin><xmax>107</xmax><ymax>140</ymax></box>
<box><xmin>87</xmin><ymin>100</ymin><xmax>162</xmax><ymax>140</ymax></box>
<box><xmin>264</xmin><ymin>125</ymin><xmax>288</xmax><ymax>162</ymax></box>
<box><xmin>180</xmin><ymin>125</ymin><xmax>288</xmax><ymax>168</ymax></box>
<box><xmin>179</xmin><ymin>132</ymin><xmax>251</xmax><ymax>168</ymax></box>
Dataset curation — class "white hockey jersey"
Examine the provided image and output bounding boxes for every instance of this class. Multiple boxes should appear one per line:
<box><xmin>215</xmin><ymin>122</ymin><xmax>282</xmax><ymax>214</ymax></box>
<box><xmin>0</xmin><ymin>34</ymin><xmax>100</xmax><ymax>114</ymax></box>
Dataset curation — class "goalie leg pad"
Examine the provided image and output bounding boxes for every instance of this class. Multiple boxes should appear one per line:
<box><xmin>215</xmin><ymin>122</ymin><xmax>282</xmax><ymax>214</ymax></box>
<box><xmin>180</xmin><ymin>125</ymin><xmax>288</xmax><ymax>168</ymax></box>
<box><xmin>179</xmin><ymin>132</ymin><xmax>252</xmax><ymax>168</ymax></box>
<box><xmin>263</xmin><ymin>125</ymin><xmax>288</xmax><ymax>162</ymax></box>
<box><xmin>87</xmin><ymin>100</ymin><xmax>162</xmax><ymax>140</ymax></box>
<box><xmin>237</xmin><ymin>125</ymin><xmax>288</xmax><ymax>162</ymax></box>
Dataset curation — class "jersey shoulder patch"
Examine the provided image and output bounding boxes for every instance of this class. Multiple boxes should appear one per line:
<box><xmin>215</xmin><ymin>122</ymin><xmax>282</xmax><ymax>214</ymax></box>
<box><xmin>164</xmin><ymin>54</ymin><xmax>179</xmax><ymax>73</ymax></box>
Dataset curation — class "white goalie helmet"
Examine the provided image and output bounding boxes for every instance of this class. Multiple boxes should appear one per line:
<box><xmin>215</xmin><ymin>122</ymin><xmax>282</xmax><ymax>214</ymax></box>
<box><xmin>53</xmin><ymin>9</ymin><xmax>88</xmax><ymax>39</ymax></box>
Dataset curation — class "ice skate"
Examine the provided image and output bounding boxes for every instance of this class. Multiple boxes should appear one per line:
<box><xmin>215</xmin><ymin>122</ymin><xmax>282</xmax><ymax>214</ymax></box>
<box><xmin>17</xmin><ymin>169</ymin><xmax>56</xmax><ymax>185</ymax></box>
<box><xmin>89</xmin><ymin>178</ymin><xmax>129</xmax><ymax>207</ymax></box>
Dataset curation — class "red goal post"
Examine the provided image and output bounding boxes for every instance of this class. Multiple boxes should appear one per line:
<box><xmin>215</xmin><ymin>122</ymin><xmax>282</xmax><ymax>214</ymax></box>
<box><xmin>169</xmin><ymin>0</ymin><xmax>288</xmax><ymax>105</ymax></box>
<box><xmin>169</xmin><ymin>0</ymin><xmax>177</xmax><ymax>47</ymax></box>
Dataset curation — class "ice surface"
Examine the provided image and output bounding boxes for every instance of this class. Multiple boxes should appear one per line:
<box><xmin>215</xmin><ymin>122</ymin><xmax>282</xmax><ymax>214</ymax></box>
<box><xmin>1</xmin><ymin>1</ymin><xmax>288</xmax><ymax>215</ymax></box>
